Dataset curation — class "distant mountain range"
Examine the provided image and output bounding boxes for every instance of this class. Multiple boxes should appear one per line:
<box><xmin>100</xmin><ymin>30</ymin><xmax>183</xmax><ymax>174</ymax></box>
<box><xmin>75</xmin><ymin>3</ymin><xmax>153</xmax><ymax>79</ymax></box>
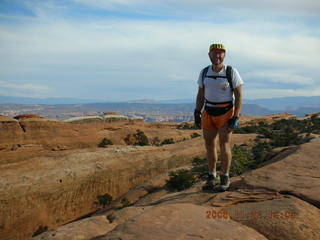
<box><xmin>0</xmin><ymin>96</ymin><xmax>107</xmax><ymax>104</ymax></box>
<box><xmin>0</xmin><ymin>95</ymin><xmax>319</xmax><ymax>117</ymax></box>
<box><xmin>244</xmin><ymin>96</ymin><xmax>320</xmax><ymax>111</ymax></box>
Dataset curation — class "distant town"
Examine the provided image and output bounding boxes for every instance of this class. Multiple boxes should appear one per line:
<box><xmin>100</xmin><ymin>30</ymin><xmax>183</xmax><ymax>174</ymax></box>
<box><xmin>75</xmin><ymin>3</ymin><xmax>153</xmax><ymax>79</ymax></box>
<box><xmin>0</xmin><ymin>95</ymin><xmax>319</xmax><ymax>122</ymax></box>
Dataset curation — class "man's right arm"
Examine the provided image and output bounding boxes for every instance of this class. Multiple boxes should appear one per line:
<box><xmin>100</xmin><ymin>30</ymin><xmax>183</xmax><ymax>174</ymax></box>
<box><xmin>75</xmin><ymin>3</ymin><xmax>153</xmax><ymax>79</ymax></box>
<box><xmin>195</xmin><ymin>87</ymin><xmax>204</xmax><ymax>111</ymax></box>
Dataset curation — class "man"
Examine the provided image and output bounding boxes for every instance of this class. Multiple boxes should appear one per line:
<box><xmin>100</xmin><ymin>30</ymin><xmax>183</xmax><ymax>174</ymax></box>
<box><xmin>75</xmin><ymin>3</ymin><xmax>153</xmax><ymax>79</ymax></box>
<box><xmin>194</xmin><ymin>43</ymin><xmax>243</xmax><ymax>191</ymax></box>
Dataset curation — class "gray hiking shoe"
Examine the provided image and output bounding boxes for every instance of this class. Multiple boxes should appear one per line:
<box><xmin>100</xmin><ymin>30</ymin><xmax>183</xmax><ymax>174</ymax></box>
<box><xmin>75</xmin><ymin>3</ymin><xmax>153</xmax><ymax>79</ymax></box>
<box><xmin>220</xmin><ymin>174</ymin><xmax>230</xmax><ymax>191</ymax></box>
<box><xmin>202</xmin><ymin>174</ymin><xmax>219</xmax><ymax>190</ymax></box>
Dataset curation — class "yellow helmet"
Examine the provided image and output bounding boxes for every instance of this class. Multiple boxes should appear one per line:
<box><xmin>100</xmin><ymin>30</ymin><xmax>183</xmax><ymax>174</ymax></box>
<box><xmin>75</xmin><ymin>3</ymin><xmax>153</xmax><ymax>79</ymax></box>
<box><xmin>209</xmin><ymin>43</ymin><xmax>226</xmax><ymax>52</ymax></box>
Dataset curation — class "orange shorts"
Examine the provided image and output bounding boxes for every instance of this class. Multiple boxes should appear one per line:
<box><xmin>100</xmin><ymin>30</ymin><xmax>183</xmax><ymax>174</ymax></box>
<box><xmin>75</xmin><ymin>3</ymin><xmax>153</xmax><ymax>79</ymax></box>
<box><xmin>202</xmin><ymin>104</ymin><xmax>234</xmax><ymax>130</ymax></box>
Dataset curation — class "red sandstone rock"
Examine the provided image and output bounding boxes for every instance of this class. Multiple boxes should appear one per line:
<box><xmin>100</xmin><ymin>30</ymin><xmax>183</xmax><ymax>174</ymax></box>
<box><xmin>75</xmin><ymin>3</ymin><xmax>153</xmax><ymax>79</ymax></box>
<box><xmin>2</xmin><ymin>113</ymin><xmax>319</xmax><ymax>240</ymax></box>
<box><xmin>97</xmin><ymin>203</ymin><xmax>268</xmax><ymax>240</ymax></box>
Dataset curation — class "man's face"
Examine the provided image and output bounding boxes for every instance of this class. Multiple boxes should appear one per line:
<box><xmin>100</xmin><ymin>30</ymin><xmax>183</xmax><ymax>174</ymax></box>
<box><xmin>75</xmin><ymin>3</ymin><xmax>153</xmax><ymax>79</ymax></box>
<box><xmin>208</xmin><ymin>49</ymin><xmax>226</xmax><ymax>65</ymax></box>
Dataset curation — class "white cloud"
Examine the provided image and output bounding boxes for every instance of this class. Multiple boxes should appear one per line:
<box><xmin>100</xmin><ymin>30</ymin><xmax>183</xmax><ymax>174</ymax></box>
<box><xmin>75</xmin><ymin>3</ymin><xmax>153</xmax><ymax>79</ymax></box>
<box><xmin>245</xmin><ymin>71</ymin><xmax>314</xmax><ymax>85</ymax></box>
<box><xmin>0</xmin><ymin>80</ymin><xmax>50</xmax><ymax>91</ymax></box>
<box><xmin>0</xmin><ymin>0</ymin><xmax>319</xmax><ymax>100</ymax></box>
<box><xmin>246</xmin><ymin>87</ymin><xmax>320</xmax><ymax>100</ymax></box>
<box><xmin>71</xmin><ymin>0</ymin><xmax>320</xmax><ymax>16</ymax></box>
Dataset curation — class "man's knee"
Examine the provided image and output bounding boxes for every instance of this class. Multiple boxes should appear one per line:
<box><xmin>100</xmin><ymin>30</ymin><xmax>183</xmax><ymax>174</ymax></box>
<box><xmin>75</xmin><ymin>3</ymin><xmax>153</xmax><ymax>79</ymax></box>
<box><xmin>203</xmin><ymin>130</ymin><xmax>218</xmax><ymax>144</ymax></box>
<box><xmin>220</xmin><ymin>146</ymin><xmax>231</xmax><ymax>155</ymax></box>
<box><xmin>205</xmin><ymin>141</ymin><xmax>217</xmax><ymax>150</ymax></box>
<box><xmin>219</xmin><ymin>141</ymin><xmax>231</xmax><ymax>152</ymax></box>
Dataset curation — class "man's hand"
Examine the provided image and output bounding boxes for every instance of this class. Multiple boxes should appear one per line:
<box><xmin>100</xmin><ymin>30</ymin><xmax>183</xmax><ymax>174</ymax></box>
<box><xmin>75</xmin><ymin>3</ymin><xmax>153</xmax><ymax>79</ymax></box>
<box><xmin>227</xmin><ymin>116</ymin><xmax>239</xmax><ymax>132</ymax></box>
<box><xmin>194</xmin><ymin>109</ymin><xmax>202</xmax><ymax>129</ymax></box>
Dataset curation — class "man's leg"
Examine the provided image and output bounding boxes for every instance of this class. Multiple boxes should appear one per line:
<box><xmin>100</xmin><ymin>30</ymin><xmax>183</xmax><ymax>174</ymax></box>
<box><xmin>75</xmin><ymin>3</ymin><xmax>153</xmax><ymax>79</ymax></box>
<box><xmin>203</xmin><ymin>128</ymin><xmax>219</xmax><ymax>173</ymax></box>
<box><xmin>218</xmin><ymin>125</ymin><xmax>232</xmax><ymax>174</ymax></box>
<box><xmin>218</xmin><ymin>125</ymin><xmax>232</xmax><ymax>191</ymax></box>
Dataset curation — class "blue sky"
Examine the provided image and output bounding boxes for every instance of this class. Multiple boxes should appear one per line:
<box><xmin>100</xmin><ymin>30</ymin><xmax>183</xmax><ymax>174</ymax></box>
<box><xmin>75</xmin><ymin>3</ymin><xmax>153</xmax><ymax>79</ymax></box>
<box><xmin>0</xmin><ymin>0</ymin><xmax>319</xmax><ymax>101</ymax></box>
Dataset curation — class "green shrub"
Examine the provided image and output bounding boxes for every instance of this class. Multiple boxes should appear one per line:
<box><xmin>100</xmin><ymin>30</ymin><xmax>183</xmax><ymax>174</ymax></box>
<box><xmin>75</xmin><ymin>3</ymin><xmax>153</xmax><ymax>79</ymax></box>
<box><xmin>97</xmin><ymin>193</ymin><xmax>113</xmax><ymax>207</ymax></box>
<box><xmin>98</xmin><ymin>138</ymin><xmax>113</xmax><ymax>147</ymax></box>
<box><xmin>192</xmin><ymin>156</ymin><xmax>206</xmax><ymax>166</ymax></box>
<box><xmin>234</xmin><ymin>125</ymin><xmax>262</xmax><ymax>134</ymax></box>
<box><xmin>166</xmin><ymin>169</ymin><xmax>196</xmax><ymax>191</ymax></box>
<box><xmin>235</xmin><ymin>118</ymin><xmax>316</xmax><ymax>147</ymax></box>
<box><xmin>134</xmin><ymin>129</ymin><xmax>149</xmax><ymax>146</ymax></box>
<box><xmin>191</xmin><ymin>163</ymin><xmax>209</xmax><ymax>181</ymax></box>
<box><xmin>230</xmin><ymin>145</ymin><xmax>255</xmax><ymax>177</ymax></box>
<box><xmin>269</xmin><ymin>130</ymin><xmax>305</xmax><ymax>147</ymax></box>
<box><xmin>120</xmin><ymin>197</ymin><xmax>131</xmax><ymax>208</ymax></box>
<box><xmin>125</xmin><ymin>129</ymin><xmax>149</xmax><ymax>146</ymax></box>
<box><xmin>161</xmin><ymin>138</ymin><xmax>175</xmax><ymax>145</ymax></box>
<box><xmin>251</xmin><ymin>141</ymin><xmax>273</xmax><ymax>166</ymax></box>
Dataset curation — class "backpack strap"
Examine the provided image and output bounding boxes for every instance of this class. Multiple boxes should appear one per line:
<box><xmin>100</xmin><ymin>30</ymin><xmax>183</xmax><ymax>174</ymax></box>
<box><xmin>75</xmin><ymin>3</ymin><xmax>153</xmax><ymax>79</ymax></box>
<box><xmin>202</xmin><ymin>65</ymin><xmax>233</xmax><ymax>92</ymax></box>
<box><xmin>226</xmin><ymin>65</ymin><xmax>234</xmax><ymax>92</ymax></box>
<box><xmin>201</xmin><ymin>66</ymin><xmax>210</xmax><ymax>87</ymax></box>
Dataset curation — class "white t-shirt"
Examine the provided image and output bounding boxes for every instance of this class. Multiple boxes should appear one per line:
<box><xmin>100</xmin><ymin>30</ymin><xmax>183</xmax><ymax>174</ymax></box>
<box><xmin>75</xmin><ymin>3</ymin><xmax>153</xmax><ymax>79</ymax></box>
<box><xmin>197</xmin><ymin>65</ymin><xmax>244</xmax><ymax>103</ymax></box>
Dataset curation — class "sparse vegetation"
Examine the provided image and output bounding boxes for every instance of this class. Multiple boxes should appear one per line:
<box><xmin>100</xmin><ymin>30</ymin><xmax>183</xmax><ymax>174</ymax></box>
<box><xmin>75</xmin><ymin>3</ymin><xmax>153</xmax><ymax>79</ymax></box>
<box><xmin>161</xmin><ymin>138</ymin><xmax>175</xmax><ymax>145</ymax></box>
<box><xmin>230</xmin><ymin>145</ymin><xmax>255</xmax><ymax>177</ymax></box>
<box><xmin>166</xmin><ymin>169</ymin><xmax>196</xmax><ymax>191</ymax></box>
<box><xmin>192</xmin><ymin>156</ymin><xmax>206</xmax><ymax>166</ymax></box>
<box><xmin>177</xmin><ymin>122</ymin><xmax>197</xmax><ymax>129</ymax></box>
<box><xmin>96</xmin><ymin>193</ymin><xmax>113</xmax><ymax>207</ymax></box>
<box><xmin>189</xmin><ymin>117</ymin><xmax>319</xmax><ymax>179</ymax></box>
<box><xmin>235</xmin><ymin>118</ymin><xmax>319</xmax><ymax>137</ymax></box>
<box><xmin>251</xmin><ymin>141</ymin><xmax>273</xmax><ymax>166</ymax></box>
<box><xmin>134</xmin><ymin>129</ymin><xmax>149</xmax><ymax>146</ymax></box>
<box><xmin>120</xmin><ymin>197</ymin><xmax>131</xmax><ymax>208</ymax></box>
<box><xmin>230</xmin><ymin>117</ymin><xmax>319</xmax><ymax>175</ymax></box>
<box><xmin>98</xmin><ymin>138</ymin><xmax>113</xmax><ymax>147</ymax></box>
<box><xmin>125</xmin><ymin>129</ymin><xmax>149</xmax><ymax>146</ymax></box>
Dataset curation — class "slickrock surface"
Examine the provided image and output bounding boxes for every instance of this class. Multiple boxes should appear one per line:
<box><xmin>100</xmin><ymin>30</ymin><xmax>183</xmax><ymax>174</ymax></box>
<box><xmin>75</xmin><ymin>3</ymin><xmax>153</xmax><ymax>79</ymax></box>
<box><xmin>1</xmin><ymin>113</ymin><xmax>318</xmax><ymax>240</ymax></box>
<box><xmin>96</xmin><ymin>203</ymin><xmax>268</xmax><ymax>240</ymax></box>
<box><xmin>0</xmin><ymin>131</ymin><xmax>256</xmax><ymax>240</ymax></box>
<box><xmin>0</xmin><ymin>114</ymin><xmax>201</xmax><ymax>164</ymax></box>
<box><xmin>238</xmin><ymin>137</ymin><xmax>320</xmax><ymax>208</ymax></box>
<box><xmin>31</xmin><ymin>137</ymin><xmax>320</xmax><ymax>240</ymax></box>
<box><xmin>0</xmin><ymin>140</ymin><xmax>201</xmax><ymax>240</ymax></box>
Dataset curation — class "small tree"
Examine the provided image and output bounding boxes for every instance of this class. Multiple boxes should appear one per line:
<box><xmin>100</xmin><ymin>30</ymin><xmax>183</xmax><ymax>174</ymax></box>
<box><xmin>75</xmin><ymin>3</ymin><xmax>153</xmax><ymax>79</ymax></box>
<box><xmin>166</xmin><ymin>169</ymin><xmax>196</xmax><ymax>191</ymax></box>
<box><xmin>120</xmin><ymin>197</ymin><xmax>131</xmax><ymax>208</ymax></box>
<box><xmin>133</xmin><ymin>129</ymin><xmax>149</xmax><ymax>146</ymax></box>
<box><xmin>98</xmin><ymin>138</ymin><xmax>113</xmax><ymax>147</ymax></box>
<box><xmin>125</xmin><ymin>129</ymin><xmax>149</xmax><ymax>146</ymax></box>
<box><xmin>97</xmin><ymin>193</ymin><xmax>113</xmax><ymax>207</ymax></box>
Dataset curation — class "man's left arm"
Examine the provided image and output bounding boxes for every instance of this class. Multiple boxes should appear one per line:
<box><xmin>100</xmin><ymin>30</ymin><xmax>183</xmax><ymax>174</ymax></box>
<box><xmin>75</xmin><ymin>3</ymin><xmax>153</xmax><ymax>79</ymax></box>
<box><xmin>233</xmin><ymin>85</ymin><xmax>243</xmax><ymax>118</ymax></box>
